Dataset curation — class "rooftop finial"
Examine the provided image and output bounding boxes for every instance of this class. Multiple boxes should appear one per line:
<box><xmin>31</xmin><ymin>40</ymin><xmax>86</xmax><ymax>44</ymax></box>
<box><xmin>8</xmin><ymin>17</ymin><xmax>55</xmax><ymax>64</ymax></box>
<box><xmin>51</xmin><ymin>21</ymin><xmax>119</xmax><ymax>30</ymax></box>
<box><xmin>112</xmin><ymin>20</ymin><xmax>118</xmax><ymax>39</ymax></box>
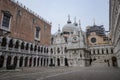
<box><xmin>93</xmin><ymin>18</ymin><xmax>96</xmax><ymax>25</ymax></box>
<box><xmin>74</xmin><ymin>17</ymin><xmax>76</xmax><ymax>23</ymax></box>
<box><xmin>58</xmin><ymin>24</ymin><xmax>60</xmax><ymax>32</ymax></box>
<box><xmin>67</xmin><ymin>14</ymin><xmax>71</xmax><ymax>23</ymax></box>
<box><xmin>74</xmin><ymin>17</ymin><xmax>78</xmax><ymax>26</ymax></box>
<box><xmin>79</xmin><ymin>19</ymin><xmax>82</xmax><ymax>30</ymax></box>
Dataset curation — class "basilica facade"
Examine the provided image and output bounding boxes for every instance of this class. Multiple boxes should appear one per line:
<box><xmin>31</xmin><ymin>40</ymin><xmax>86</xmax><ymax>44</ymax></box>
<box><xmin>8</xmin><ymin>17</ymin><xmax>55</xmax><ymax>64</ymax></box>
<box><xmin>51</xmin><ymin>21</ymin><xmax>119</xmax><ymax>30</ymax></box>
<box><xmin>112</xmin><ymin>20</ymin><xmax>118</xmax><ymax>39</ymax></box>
<box><xmin>50</xmin><ymin>16</ymin><xmax>90</xmax><ymax>67</ymax></box>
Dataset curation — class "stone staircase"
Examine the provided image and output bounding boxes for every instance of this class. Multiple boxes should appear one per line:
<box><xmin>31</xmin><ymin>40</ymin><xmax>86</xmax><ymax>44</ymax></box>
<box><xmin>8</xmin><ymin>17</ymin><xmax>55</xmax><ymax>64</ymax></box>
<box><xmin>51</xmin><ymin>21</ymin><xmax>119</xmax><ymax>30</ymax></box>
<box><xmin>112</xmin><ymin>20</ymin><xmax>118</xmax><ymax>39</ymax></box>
<box><xmin>92</xmin><ymin>59</ymin><xmax>108</xmax><ymax>67</ymax></box>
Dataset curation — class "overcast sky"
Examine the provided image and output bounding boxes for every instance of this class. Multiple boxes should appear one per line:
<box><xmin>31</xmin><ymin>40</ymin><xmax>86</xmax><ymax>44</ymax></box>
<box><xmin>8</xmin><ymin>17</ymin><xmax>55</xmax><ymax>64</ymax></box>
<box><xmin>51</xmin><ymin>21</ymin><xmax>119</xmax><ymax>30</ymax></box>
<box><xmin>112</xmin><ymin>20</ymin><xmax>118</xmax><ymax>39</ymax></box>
<box><xmin>19</xmin><ymin>0</ymin><xmax>109</xmax><ymax>34</ymax></box>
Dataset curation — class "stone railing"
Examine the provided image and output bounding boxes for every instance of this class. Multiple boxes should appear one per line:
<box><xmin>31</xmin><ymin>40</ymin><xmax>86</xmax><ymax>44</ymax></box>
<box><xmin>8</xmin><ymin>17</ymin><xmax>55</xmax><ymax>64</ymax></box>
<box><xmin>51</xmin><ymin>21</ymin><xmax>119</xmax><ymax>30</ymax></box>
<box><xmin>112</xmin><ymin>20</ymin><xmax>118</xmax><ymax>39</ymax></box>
<box><xmin>0</xmin><ymin>46</ymin><xmax>45</xmax><ymax>55</ymax></box>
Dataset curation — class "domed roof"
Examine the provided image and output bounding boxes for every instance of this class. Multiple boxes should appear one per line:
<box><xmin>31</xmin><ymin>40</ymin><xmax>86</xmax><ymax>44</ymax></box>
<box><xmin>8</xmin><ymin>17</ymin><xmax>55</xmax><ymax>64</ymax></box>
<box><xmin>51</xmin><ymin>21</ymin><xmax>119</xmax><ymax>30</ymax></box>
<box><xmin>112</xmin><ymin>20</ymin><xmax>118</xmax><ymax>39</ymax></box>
<box><xmin>62</xmin><ymin>15</ymin><xmax>77</xmax><ymax>33</ymax></box>
<box><xmin>62</xmin><ymin>23</ymin><xmax>75</xmax><ymax>33</ymax></box>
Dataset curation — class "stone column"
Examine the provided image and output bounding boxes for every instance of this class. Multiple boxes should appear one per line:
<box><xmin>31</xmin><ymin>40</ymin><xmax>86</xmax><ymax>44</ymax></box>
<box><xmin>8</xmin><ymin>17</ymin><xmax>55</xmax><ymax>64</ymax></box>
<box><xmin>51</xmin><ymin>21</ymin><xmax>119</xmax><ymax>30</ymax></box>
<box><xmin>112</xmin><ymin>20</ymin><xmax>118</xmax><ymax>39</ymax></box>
<box><xmin>62</xmin><ymin>57</ymin><xmax>64</xmax><ymax>66</ymax></box>
<box><xmin>35</xmin><ymin>58</ymin><xmax>38</xmax><ymax>67</ymax></box>
<box><xmin>42</xmin><ymin>57</ymin><xmax>45</xmax><ymax>67</ymax></box>
<box><xmin>104</xmin><ymin>48</ymin><xmax>106</xmax><ymax>55</ymax></box>
<box><xmin>17</xmin><ymin>56</ymin><xmax>20</xmax><ymax>68</ymax></box>
<box><xmin>45</xmin><ymin>58</ymin><xmax>48</xmax><ymax>67</ymax></box>
<box><xmin>39</xmin><ymin>57</ymin><xmax>41</xmax><ymax>67</ymax></box>
<box><xmin>18</xmin><ymin>42</ymin><xmax>21</xmax><ymax>52</ymax></box>
<box><xmin>55</xmin><ymin>57</ymin><xmax>58</xmax><ymax>66</ymax></box>
<box><xmin>3</xmin><ymin>55</ymin><xmax>7</xmax><ymax>68</ymax></box>
<box><xmin>27</xmin><ymin>57</ymin><xmax>30</xmax><ymax>67</ymax></box>
<box><xmin>44</xmin><ymin>58</ymin><xmax>46</xmax><ymax>67</ymax></box>
<box><xmin>36</xmin><ymin>46</ymin><xmax>38</xmax><ymax>54</ymax></box>
<box><xmin>22</xmin><ymin>57</ymin><xmax>25</xmax><ymax>67</ymax></box>
<box><xmin>99</xmin><ymin>48</ymin><xmax>102</xmax><ymax>55</ymax></box>
<box><xmin>28</xmin><ymin>44</ymin><xmax>30</xmax><ymax>53</ymax></box>
<box><xmin>91</xmin><ymin>49</ymin><xmax>93</xmax><ymax>55</ymax></box>
<box><xmin>11</xmin><ymin>56</ymin><xmax>14</xmax><ymax>65</ymax></box>
<box><xmin>31</xmin><ymin>57</ymin><xmax>34</xmax><ymax>67</ymax></box>
<box><xmin>6</xmin><ymin>41</ymin><xmax>9</xmax><ymax>50</ymax></box>
<box><xmin>48</xmin><ymin>57</ymin><xmax>51</xmax><ymax>67</ymax></box>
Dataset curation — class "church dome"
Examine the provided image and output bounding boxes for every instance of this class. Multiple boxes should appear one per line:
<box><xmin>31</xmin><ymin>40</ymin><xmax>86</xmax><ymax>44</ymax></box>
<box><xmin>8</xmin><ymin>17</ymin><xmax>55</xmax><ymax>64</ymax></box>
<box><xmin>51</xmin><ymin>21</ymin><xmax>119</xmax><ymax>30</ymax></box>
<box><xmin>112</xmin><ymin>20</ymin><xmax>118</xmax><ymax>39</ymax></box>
<box><xmin>62</xmin><ymin>15</ymin><xmax>76</xmax><ymax>33</ymax></box>
<box><xmin>62</xmin><ymin>23</ymin><xmax>75</xmax><ymax>33</ymax></box>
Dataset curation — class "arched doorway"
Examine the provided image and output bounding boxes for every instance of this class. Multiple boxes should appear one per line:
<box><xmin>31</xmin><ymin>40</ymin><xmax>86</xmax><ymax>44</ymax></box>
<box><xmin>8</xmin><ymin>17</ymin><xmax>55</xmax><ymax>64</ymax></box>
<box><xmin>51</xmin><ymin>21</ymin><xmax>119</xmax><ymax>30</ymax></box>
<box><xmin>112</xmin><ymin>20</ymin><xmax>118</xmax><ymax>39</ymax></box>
<box><xmin>90</xmin><ymin>58</ymin><xmax>92</xmax><ymax>65</ymax></box>
<box><xmin>13</xmin><ymin>56</ymin><xmax>18</xmax><ymax>67</ymax></box>
<box><xmin>50</xmin><ymin>58</ymin><xmax>53</xmax><ymax>65</ymax></box>
<box><xmin>57</xmin><ymin>58</ymin><xmax>60</xmax><ymax>66</ymax></box>
<box><xmin>1</xmin><ymin>37</ymin><xmax>7</xmax><ymax>47</ymax></box>
<box><xmin>37</xmin><ymin>58</ymin><xmax>40</xmax><ymax>66</ymax></box>
<box><xmin>29</xmin><ymin>57</ymin><xmax>32</xmax><ymax>67</ymax></box>
<box><xmin>65</xmin><ymin>58</ymin><xmax>68</xmax><ymax>66</ymax></box>
<box><xmin>24</xmin><ymin>57</ymin><xmax>28</xmax><ymax>67</ymax></box>
<box><xmin>112</xmin><ymin>56</ymin><xmax>117</xmax><ymax>67</ymax></box>
<box><xmin>33</xmin><ymin>58</ymin><xmax>36</xmax><ymax>67</ymax></box>
<box><xmin>6</xmin><ymin>56</ymin><xmax>12</xmax><ymax>67</ymax></box>
<box><xmin>49</xmin><ymin>58</ymin><xmax>54</xmax><ymax>66</ymax></box>
<box><xmin>41</xmin><ymin>58</ymin><xmax>43</xmax><ymax>66</ymax></box>
<box><xmin>47</xmin><ymin>58</ymin><xmax>48</xmax><ymax>66</ymax></box>
<box><xmin>44</xmin><ymin>58</ymin><xmax>46</xmax><ymax>66</ymax></box>
<box><xmin>0</xmin><ymin>55</ymin><xmax>4</xmax><ymax>68</ymax></box>
<box><xmin>19</xmin><ymin>57</ymin><xmax>23</xmax><ymax>67</ymax></box>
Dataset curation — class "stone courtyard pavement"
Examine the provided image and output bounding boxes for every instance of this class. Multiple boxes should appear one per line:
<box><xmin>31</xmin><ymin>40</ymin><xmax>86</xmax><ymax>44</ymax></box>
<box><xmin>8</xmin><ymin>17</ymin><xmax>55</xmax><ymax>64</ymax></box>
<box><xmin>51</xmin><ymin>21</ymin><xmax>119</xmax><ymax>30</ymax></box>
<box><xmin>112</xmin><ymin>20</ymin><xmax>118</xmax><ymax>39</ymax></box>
<box><xmin>0</xmin><ymin>67</ymin><xmax>120</xmax><ymax>80</ymax></box>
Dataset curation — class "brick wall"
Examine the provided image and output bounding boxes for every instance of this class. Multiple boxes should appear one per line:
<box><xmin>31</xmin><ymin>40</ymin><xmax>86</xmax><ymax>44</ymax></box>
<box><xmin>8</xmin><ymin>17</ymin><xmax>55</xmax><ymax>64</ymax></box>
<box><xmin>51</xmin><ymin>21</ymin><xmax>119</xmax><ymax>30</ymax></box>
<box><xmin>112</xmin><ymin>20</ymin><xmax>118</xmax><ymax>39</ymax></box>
<box><xmin>0</xmin><ymin>0</ymin><xmax>51</xmax><ymax>45</ymax></box>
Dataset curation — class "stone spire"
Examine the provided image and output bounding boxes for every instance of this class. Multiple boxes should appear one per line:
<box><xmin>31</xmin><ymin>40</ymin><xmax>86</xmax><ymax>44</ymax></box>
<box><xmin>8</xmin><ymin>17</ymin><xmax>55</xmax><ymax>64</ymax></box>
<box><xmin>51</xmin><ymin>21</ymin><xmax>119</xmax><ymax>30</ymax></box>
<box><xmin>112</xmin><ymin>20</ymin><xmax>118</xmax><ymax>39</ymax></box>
<box><xmin>58</xmin><ymin>24</ymin><xmax>61</xmax><ymax>32</ymax></box>
<box><xmin>67</xmin><ymin>14</ymin><xmax>71</xmax><ymax>24</ymax></box>
<box><xmin>74</xmin><ymin>17</ymin><xmax>78</xmax><ymax>26</ymax></box>
<box><xmin>78</xmin><ymin>19</ymin><xmax>85</xmax><ymax>47</ymax></box>
<box><xmin>93</xmin><ymin>18</ymin><xmax>96</xmax><ymax>25</ymax></box>
<box><xmin>79</xmin><ymin>20</ymin><xmax>82</xmax><ymax>32</ymax></box>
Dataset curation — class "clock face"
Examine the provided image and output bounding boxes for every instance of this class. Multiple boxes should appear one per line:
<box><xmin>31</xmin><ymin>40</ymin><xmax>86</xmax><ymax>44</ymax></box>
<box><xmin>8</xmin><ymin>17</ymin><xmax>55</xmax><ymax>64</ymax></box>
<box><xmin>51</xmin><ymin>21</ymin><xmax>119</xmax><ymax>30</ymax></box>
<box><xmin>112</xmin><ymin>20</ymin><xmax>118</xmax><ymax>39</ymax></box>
<box><xmin>72</xmin><ymin>36</ymin><xmax>77</xmax><ymax>43</ymax></box>
<box><xmin>91</xmin><ymin>37</ymin><xmax>96</xmax><ymax>43</ymax></box>
<box><xmin>73</xmin><ymin>37</ymin><xmax>77</xmax><ymax>40</ymax></box>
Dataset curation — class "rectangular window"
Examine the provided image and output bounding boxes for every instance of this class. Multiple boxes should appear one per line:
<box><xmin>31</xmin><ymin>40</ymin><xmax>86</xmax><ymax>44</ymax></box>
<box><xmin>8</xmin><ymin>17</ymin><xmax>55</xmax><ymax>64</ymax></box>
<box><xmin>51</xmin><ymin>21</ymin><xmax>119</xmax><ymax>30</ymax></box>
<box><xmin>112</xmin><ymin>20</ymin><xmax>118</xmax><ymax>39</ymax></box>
<box><xmin>35</xmin><ymin>26</ymin><xmax>40</xmax><ymax>41</ymax></box>
<box><xmin>2</xmin><ymin>14</ymin><xmax>11</xmax><ymax>28</ymax></box>
<box><xmin>1</xmin><ymin>10</ymin><xmax>12</xmax><ymax>31</ymax></box>
<box><xmin>36</xmin><ymin>28</ymin><xmax>39</xmax><ymax>38</ymax></box>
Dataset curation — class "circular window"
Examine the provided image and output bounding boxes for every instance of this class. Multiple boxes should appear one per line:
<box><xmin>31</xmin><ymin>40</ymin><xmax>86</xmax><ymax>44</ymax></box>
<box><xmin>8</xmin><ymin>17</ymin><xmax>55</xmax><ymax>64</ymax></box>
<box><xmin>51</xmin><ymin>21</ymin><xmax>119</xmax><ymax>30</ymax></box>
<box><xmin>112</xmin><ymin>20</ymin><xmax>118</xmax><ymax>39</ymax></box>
<box><xmin>91</xmin><ymin>37</ymin><xmax>96</xmax><ymax>43</ymax></box>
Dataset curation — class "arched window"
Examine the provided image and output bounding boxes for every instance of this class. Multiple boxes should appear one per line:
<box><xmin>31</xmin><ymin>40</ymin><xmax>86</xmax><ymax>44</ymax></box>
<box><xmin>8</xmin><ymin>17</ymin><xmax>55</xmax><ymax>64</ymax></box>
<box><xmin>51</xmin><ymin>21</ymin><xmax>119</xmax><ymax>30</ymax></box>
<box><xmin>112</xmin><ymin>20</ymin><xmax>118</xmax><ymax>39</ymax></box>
<box><xmin>34</xmin><ymin>45</ymin><xmax>37</xmax><ymax>51</ymax></box>
<box><xmin>106</xmin><ymin>48</ymin><xmax>108</xmax><ymax>54</ymax></box>
<box><xmin>25</xmin><ymin>43</ymin><xmax>29</xmax><ymax>50</ymax></box>
<box><xmin>51</xmin><ymin>48</ymin><xmax>53</xmax><ymax>54</ymax></box>
<box><xmin>21</xmin><ymin>42</ymin><xmax>24</xmax><ymax>50</ymax></box>
<box><xmin>41</xmin><ymin>47</ymin><xmax>43</xmax><ymax>53</ymax></box>
<box><xmin>30</xmin><ymin>44</ymin><xmax>33</xmax><ymax>51</ymax></box>
<box><xmin>47</xmin><ymin>48</ymin><xmax>49</xmax><ymax>53</ymax></box>
<box><xmin>111</xmin><ymin>48</ymin><xmax>113</xmax><ymax>54</ymax></box>
<box><xmin>57</xmin><ymin>48</ymin><xmax>60</xmax><ymax>53</ymax></box>
<box><xmin>44</xmin><ymin>47</ymin><xmax>46</xmax><ymax>53</ymax></box>
<box><xmin>64</xmin><ymin>47</ymin><xmax>67</xmax><ymax>53</ymax></box>
<box><xmin>15</xmin><ymin>40</ymin><xmax>19</xmax><ymax>49</ymax></box>
<box><xmin>38</xmin><ymin>46</ymin><xmax>40</xmax><ymax>52</ymax></box>
<box><xmin>8</xmin><ymin>39</ymin><xmax>13</xmax><ymax>48</ymax></box>
<box><xmin>1</xmin><ymin>37</ymin><xmax>7</xmax><ymax>47</ymax></box>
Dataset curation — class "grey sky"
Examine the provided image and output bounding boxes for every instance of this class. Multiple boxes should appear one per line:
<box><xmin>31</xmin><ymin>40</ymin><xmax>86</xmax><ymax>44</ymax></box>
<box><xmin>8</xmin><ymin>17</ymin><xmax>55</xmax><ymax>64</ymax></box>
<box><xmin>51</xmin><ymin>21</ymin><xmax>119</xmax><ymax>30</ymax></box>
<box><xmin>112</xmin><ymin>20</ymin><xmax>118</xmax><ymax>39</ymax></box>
<box><xmin>19</xmin><ymin>0</ymin><xmax>109</xmax><ymax>34</ymax></box>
